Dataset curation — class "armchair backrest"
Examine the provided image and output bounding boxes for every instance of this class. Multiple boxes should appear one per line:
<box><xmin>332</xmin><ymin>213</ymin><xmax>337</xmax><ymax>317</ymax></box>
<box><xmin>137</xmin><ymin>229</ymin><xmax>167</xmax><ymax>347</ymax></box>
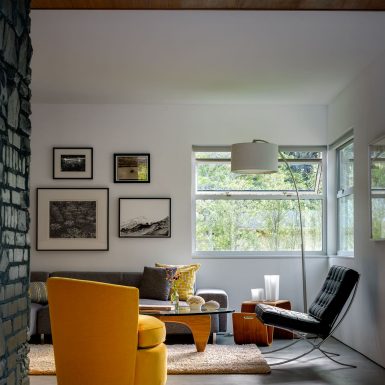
<box><xmin>308</xmin><ymin>265</ymin><xmax>359</xmax><ymax>331</ymax></box>
<box><xmin>47</xmin><ymin>277</ymin><xmax>139</xmax><ymax>385</ymax></box>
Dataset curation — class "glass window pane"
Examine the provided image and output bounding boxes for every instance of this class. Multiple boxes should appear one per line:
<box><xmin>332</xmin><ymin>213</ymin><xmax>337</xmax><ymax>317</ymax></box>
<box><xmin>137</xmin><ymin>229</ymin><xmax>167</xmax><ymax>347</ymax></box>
<box><xmin>338</xmin><ymin>142</ymin><xmax>354</xmax><ymax>191</ymax></box>
<box><xmin>284</xmin><ymin>151</ymin><xmax>322</xmax><ymax>160</ymax></box>
<box><xmin>370</xmin><ymin>144</ymin><xmax>385</xmax><ymax>190</ymax></box>
<box><xmin>338</xmin><ymin>195</ymin><xmax>354</xmax><ymax>251</ymax></box>
<box><xmin>196</xmin><ymin>162</ymin><xmax>322</xmax><ymax>192</ymax></box>
<box><xmin>195</xmin><ymin>152</ymin><xmax>231</xmax><ymax>160</ymax></box>
<box><xmin>371</xmin><ymin>161</ymin><xmax>385</xmax><ymax>189</ymax></box>
<box><xmin>371</xmin><ymin>197</ymin><xmax>385</xmax><ymax>239</ymax></box>
<box><xmin>195</xmin><ymin>199</ymin><xmax>322</xmax><ymax>252</ymax></box>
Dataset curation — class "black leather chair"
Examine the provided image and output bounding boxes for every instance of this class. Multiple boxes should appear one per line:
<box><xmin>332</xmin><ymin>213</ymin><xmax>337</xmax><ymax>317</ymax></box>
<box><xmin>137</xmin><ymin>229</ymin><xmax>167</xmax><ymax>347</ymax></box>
<box><xmin>255</xmin><ymin>265</ymin><xmax>360</xmax><ymax>367</ymax></box>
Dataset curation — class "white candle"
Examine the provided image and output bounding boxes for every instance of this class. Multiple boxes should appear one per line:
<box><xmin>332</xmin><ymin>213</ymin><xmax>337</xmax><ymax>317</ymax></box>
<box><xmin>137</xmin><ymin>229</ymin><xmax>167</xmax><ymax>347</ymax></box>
<box><xmin>251</xmin><ymin>288</ymin><xmax>265</xmax><ymax>301</ymax></box>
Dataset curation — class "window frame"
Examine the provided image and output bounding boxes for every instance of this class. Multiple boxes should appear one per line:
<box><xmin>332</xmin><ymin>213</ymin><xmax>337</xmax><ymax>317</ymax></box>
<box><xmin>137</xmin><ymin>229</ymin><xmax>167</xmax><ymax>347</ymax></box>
<box><xmin>192</xmin><ymin>145</ymin><xmax>327</xmax><ymax>258</ymax></box>
<box><xmin>336</xmin><ymin>139</ymin><xmax>354</xmax><ymax>256</ymax></box>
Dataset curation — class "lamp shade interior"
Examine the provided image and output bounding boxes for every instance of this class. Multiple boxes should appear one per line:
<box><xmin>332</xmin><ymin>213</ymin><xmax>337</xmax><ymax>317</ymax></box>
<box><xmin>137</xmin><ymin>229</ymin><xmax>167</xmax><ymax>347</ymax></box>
<box><xmin>231</xmin><ymin>142</ymin><xmax>278</xmax><ymax>174</ymax></box>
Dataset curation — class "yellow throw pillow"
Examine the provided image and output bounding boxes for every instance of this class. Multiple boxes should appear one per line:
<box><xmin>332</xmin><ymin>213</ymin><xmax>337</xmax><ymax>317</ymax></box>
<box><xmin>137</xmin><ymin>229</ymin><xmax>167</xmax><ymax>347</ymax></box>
<box><xmin>155</xmin><ymin>263</ymin><xmax>201</xmax><ymax>300</ymax></box>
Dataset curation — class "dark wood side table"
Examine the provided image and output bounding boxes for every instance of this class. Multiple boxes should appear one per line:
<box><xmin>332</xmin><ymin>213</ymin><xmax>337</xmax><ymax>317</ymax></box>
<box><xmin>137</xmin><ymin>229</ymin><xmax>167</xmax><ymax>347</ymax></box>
<box><xmin>232</xmin><ymin>300</ymin><xmax>293</xmax><ymax>346</ymax></box>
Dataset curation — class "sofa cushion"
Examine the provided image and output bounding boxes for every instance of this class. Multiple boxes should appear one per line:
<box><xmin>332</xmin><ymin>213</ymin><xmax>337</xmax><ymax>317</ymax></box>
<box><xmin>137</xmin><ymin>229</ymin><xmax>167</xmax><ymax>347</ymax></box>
<box><xmin>30</xmin><ymin>271</ymin><xmax>50</xmax><ymax>282</ymax></box>
<box><xmin>49</xmin><ymin>271</ymin><xmax>123</xmax><ymax>285</ymax></box>
<box><xmin>155</xmin><ymin>263</ymin><xmax>201</xmax><ymax>300</ymax></box>
<box><xmin>29</xmin><ymin>303</ymin><xmax>44</xmax><ymax>337</ymax></box>
<box><xmin>121</xmin><ymin>272</ymin><xmax>143</xmax><ymax>288</ymax></box>
<box><xmin>36</xmin><ymin>305</ymin><xmax>51</xmax><ymax>335</ymax></box>
<box><xmin>139</xmin><ymin>266</ymin><xmax>176</xmax><ymax>301</ymax></box>
<box><xmin>138</xmin><ymin>315</ymin><xmax>166</xmax><ymax>348</ymax></box>
<box><xmin>29</xmin><ymin>282</ymin><xmax>48</xmax><ymax>304</ymax></box>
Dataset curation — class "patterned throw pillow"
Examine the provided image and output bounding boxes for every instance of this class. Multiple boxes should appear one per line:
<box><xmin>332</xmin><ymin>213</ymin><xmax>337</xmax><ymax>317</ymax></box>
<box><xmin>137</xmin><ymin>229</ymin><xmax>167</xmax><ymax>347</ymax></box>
<box><xmin>155</xmin><ymin>263</ymin><xmax>201</xmax><ymax>300</ymax></box>
<box><xmin>29</xmin><ymin>281</ymin><xmax>48</xmax><ymax>304</ymax></box>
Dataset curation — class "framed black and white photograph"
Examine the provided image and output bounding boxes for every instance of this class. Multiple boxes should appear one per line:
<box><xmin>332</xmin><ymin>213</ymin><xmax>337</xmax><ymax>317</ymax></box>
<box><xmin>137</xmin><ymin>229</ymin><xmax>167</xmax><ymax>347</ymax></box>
<box><xmin>114</xmin><ymin>153</ymin><xmax>150</xmax><ymax>183</ymax></box>
<box><xmin>36</xmin><ymin>188</ymin><xmax>109</xmax><ymax>250</ymax></box>
<box><xmin>119</xmin><ymin>198</ymin><xmax>171</xmax><ymax>238</ymax></box>
<box><xmin>53</xmin><ymin>147</ymin><xmax>93</xmax><ymax>179</ymax></box>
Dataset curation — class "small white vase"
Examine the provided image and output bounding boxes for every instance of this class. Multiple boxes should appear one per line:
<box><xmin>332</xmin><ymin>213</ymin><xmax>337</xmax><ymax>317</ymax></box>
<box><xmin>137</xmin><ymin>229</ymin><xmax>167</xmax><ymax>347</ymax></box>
<box><xmin>264</xmin><ymin>275</ymin><xmax>280</xmax><ymax>301</ymax></box>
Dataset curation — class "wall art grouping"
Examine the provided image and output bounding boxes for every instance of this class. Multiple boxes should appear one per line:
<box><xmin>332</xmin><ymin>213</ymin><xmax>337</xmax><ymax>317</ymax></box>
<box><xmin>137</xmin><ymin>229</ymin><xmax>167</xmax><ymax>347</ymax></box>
<box><xmin>36</xmin><ymin>148</ymin><xmax>170</xmax><ymax>250</ymax></box>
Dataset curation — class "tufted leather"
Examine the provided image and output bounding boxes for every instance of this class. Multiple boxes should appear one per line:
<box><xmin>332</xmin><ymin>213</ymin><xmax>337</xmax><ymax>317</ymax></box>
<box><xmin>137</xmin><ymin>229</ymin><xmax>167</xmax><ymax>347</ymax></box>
<box><xmin>255</xmin><ymin>304</ymin><xmax>327</xmax><ymax>335</ymax></box>
<box><xmin>255</xmin><ymin>265</ymin><xmax>359</xmax><ymax>338</ymax></box>
<box><xmin>308</xmin><ymin>265</ymin><xmax>359</xmax><ymax>327</ymax></box>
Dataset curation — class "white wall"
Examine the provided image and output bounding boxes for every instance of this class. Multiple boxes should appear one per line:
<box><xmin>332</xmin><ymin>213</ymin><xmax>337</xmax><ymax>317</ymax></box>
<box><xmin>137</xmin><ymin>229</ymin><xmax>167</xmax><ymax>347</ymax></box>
<box><xmin>328</xmin><ymin>50</ymin><xmax>385</xmax><ymax>366</ymax></box>
<box><xmin>30</xmin><ymin>104</ymin><xmax>328</xmax><ymax>315</ymax></box>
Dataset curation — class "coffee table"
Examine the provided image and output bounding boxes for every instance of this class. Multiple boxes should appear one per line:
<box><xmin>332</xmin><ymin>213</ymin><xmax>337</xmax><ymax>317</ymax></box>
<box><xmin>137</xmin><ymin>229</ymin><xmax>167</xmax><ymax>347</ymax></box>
<box><xmin>140</xmin><ymin>307</ymin><xmax>234</xmax><ymax>352</ymax></box>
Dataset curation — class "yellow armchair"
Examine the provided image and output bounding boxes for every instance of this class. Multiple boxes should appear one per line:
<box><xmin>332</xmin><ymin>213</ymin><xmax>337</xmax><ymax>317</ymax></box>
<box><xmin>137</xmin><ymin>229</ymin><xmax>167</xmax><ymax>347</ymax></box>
<box><xmin>47</xmin><ymin>277</ymin><xmax>167</xmax><ymax>385</ymax></box>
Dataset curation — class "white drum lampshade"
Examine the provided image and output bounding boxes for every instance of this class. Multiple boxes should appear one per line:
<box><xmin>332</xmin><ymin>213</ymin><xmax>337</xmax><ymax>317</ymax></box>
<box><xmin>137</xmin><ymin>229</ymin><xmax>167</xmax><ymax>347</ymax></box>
<box><xmin>231</xmin><ymin>141</ymin><xmax>278</xmax><ymax>174</ymax></box>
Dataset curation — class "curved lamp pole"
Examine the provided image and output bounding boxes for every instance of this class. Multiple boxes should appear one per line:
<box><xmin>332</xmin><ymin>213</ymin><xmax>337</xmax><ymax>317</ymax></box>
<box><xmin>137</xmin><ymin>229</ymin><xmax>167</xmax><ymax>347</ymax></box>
<box><xmin>278</xmin><ymin>150</ymin><xmax>307</xmax><ymax>312</ymax></box>
<box><xmin>231</xmin><ymin>140</ymin><xmax>307</xmax><ymax>312</ymax></box>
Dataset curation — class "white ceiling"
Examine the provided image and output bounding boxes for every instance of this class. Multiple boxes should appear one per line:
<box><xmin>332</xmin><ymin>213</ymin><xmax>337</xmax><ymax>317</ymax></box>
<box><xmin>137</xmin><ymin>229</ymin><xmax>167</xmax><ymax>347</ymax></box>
<box><xmin>31</xmin><ymin>10</ymin><xmax>385</xmax><ymax>105</ymax></box>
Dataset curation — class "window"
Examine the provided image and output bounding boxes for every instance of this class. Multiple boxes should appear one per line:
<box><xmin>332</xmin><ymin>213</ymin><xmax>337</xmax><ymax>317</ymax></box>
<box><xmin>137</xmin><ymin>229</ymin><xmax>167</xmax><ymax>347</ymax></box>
<box><xmin>337</xmin><ymin>140</ymin><xmax>354</xmax><ymax>253</ymax></box>
<box><xmin>193</xmin><ymin>146</ymin><xmax>326</xmax><ymax>256</ymax></box>
<box><xmin>370</xmin><ymin>139</ymin><xmax>385</xmax><ymax>240</ymax></box>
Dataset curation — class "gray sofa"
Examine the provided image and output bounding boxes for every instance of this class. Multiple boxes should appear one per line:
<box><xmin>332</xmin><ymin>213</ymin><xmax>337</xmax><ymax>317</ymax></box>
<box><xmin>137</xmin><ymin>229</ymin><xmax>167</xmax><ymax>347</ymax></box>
<box><xmin>29</xmin><ymin>271</ymin><xmax>229</xmax><ymax>341</ymax></box>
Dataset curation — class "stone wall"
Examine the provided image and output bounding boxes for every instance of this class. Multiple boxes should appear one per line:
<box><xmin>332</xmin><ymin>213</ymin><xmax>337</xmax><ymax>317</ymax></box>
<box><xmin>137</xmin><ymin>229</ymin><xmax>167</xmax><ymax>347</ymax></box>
<box><xmin>0</xmin><ymin>1</ymin><xmax>32</xmax><ymax>384</ymax></box>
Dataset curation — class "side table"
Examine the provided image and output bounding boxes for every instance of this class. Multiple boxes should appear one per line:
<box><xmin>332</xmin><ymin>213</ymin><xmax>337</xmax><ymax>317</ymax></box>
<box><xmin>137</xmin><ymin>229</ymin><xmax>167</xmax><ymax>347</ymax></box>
<box><xmin>232</xmin><ymin>299</ymin><xmax>293</xmax><ymax>346</ymax></box>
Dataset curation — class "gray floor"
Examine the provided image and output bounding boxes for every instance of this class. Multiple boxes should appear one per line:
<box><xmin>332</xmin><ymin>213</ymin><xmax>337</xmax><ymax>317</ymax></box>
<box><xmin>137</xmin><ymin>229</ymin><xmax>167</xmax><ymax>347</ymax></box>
<box><xmin>29</xmin><ymin>336</ymin><xmax>385</xmax><ymax>385</ymax></box>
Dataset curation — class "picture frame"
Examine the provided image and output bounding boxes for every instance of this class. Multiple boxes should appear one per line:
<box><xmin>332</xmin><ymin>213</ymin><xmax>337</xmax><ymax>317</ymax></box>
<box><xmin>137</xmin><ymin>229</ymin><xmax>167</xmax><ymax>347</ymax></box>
<box><xmin>119</xmin><ymin>198</ymin><xmax>171</xmax><ymax>238</ymax></box>
<box><xmin>114</xmin><ymin>153</ymin><xmax>150</xmax><ymax>183</ymax></box>
<box><xmin>36</xmin><ymin>188</ymin><xmax>109</xmax><ymax>250</ymax></box>
<box><xmin>53</xmin><ymin>147</ymin><xmax>93</xmax><ymax>179</ymax></box>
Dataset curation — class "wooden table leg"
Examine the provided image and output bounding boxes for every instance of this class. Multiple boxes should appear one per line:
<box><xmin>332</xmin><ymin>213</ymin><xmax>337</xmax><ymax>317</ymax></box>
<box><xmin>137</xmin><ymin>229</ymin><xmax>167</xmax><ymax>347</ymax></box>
<box><xmin>159</xmin><ymin>314</ymin><xmax>211</xmax><ymax>352</ymax></box>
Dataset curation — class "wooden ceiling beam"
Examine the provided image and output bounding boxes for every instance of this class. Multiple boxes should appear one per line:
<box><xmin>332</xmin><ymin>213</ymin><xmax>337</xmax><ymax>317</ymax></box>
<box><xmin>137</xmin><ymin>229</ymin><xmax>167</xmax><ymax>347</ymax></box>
<box><xmin>30</xmin><ymin>1</ymin><xmax>385</xmax><ymax>11</ymax></box>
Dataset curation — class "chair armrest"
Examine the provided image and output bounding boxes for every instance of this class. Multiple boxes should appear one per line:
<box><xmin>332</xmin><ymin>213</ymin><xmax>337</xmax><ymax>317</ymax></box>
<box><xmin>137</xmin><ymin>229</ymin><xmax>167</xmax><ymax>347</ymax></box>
<box><xmin>195</xmin><ymin>288</ymin><xmax>229</xmax><ymax>333</ymax></box>
<box><xmin>195</xmin><ymin>288</ymin><xmax>228</xmax><ymax>308</ymax></box>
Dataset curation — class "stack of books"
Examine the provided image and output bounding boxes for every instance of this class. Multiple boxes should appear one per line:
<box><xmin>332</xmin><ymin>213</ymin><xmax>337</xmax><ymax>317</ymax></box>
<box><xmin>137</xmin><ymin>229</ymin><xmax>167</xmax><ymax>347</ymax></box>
<box><xmin>139</xmin><ymin>304</ymin><xmax>174</xmax><ymax>313</ymax></box>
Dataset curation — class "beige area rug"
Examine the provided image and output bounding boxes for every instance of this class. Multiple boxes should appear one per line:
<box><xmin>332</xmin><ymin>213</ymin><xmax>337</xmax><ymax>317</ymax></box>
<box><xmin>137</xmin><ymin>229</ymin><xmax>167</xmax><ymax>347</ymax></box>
<box><xmin>28</xmin><ymin>343</ymin><xmax>270</xmax><ymax>375</ymax></box>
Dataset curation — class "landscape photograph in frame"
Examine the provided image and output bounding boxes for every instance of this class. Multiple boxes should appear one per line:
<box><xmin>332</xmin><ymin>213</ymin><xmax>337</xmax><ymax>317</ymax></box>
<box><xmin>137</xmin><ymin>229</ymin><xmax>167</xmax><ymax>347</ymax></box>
<box><xmin>119</xmin><ymin>198</ymin><xmax>171</xmax><ymax>238</ymax></box>
<box><xmin>114</xmin><ymin>153</ymin><xmax>150</xmax><ymax>183</ymax></box>
<box><xmin>36</xmin><ymin>188</ymin><xmax>109</xmax><ymax>250</ymax></box>
<box><xmin>53</xmin><ymin>147</ymin><xmax>93</xmax><ymax>179</ymax></box>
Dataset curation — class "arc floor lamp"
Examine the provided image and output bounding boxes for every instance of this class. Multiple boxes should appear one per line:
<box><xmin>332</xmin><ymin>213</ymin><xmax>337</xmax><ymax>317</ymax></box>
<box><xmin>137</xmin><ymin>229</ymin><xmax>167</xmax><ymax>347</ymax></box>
<box><xmin>231</xmin><ymin>139</ymin><xmax>307</xmax><ymax>312</ymax></box>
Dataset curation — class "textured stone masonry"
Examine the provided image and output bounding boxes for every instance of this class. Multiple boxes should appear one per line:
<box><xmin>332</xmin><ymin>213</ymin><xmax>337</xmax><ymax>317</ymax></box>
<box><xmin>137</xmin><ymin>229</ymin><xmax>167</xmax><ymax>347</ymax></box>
<box><xmin>0</xmin><ymin>1</ymin><xmax>32</xmax><ymax>384</ymax></box>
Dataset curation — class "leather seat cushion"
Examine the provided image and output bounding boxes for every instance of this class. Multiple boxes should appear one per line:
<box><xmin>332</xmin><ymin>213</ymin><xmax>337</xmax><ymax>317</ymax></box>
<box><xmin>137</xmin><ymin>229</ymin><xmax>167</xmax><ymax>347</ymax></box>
<box><xmin>255</xmin><ymin>304</ymin><xmax>328</xmax><ymax>336</ymax></box>
<box><xmin>138</xmin><ymin>315</ymin><xmax>166</xmax><ymax>348</ymax></box>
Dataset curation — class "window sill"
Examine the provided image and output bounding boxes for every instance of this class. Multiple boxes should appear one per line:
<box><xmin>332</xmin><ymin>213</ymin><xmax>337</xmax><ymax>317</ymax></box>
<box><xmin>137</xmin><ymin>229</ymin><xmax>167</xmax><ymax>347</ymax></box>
<box><xmin>328</xmin><ymin>253</ymin><xmax>355</xmax><ymax>259</ymax></box>
<box><xmin>192</xmin><ymin>252</ymin><xmax>328</xmax><ymax>259</ymax></box>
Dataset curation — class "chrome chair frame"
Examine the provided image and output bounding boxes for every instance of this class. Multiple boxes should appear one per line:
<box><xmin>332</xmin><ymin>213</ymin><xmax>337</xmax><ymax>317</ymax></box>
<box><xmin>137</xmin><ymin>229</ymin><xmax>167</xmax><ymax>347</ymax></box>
<box><xmin>260</xmin><ymin>276</ymin><xmax>360</xmax><ymax>367</ymax></box>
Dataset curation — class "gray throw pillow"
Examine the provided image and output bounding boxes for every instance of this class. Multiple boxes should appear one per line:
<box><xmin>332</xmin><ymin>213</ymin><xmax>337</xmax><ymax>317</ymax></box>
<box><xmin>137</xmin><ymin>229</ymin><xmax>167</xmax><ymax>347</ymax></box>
<box><xmin>139</xmin><ymin>266</ymin><xmax>177</xmax><ymax>301</ymax></box>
